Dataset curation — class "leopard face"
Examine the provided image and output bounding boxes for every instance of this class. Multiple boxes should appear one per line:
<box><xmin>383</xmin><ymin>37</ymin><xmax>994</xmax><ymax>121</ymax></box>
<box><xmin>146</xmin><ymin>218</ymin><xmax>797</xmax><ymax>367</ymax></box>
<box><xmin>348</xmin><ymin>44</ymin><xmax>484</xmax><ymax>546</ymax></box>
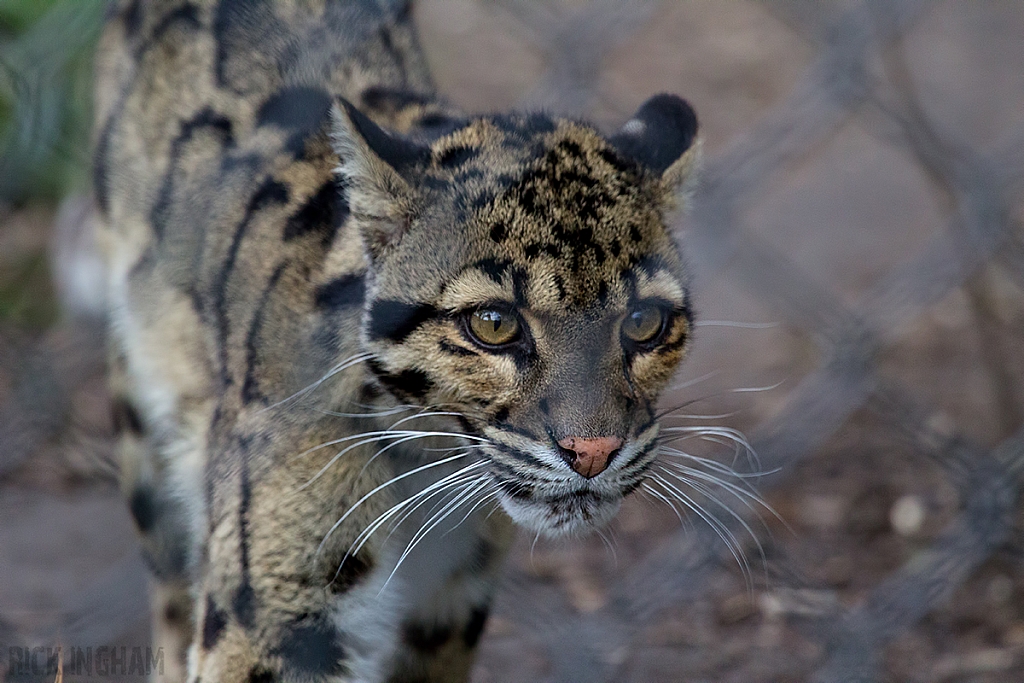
<box><xmin>335</xmin><ymin>94</ymin><xmax>700</xmax><ymax>536</ymax></box>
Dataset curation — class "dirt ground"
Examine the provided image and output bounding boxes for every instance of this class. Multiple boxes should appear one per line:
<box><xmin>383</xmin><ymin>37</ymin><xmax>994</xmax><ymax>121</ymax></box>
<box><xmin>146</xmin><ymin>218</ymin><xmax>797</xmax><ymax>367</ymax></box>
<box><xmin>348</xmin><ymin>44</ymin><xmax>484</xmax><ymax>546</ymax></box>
<box><xmin>2</xmin><ymin>1</ymin><xmax>1023</xmax><ymax>681</ymax></box>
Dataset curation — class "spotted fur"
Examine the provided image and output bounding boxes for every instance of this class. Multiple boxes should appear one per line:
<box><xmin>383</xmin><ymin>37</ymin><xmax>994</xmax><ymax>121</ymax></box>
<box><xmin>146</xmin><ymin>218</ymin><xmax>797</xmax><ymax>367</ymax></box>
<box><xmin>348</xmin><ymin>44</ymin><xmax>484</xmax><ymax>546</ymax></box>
<box><xmin>96</xmin><ymin>2</ymin><xmax>700</xmax><ymax>682</ymax></box>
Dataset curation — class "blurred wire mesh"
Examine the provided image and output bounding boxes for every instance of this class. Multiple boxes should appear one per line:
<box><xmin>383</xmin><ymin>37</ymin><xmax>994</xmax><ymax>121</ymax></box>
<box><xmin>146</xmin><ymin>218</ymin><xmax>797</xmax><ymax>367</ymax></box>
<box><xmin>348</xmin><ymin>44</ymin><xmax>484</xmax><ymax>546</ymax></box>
<box><xmin>1</xmin><ymin>1</ymin><xmax>1023</xmax><ymax>682</ymax></box>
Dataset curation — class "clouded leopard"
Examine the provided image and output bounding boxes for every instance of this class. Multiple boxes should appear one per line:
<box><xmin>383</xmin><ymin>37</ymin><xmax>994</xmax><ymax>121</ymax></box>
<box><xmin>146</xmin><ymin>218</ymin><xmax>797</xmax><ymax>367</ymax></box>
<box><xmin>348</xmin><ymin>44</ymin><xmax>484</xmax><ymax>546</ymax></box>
<box><xmin>94</xmin><ymin>1</ymin><xmax>701</xmax><ymax>681</ymax></box>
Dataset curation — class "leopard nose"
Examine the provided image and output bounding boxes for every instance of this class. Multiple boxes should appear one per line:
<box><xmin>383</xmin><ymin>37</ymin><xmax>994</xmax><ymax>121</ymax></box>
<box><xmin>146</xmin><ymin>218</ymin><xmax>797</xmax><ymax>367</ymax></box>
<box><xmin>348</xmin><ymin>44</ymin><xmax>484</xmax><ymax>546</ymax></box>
<box><xmin>557</xmin><ymin>436</ymin><xmax>624</xmax><ymax>479</ymax></box>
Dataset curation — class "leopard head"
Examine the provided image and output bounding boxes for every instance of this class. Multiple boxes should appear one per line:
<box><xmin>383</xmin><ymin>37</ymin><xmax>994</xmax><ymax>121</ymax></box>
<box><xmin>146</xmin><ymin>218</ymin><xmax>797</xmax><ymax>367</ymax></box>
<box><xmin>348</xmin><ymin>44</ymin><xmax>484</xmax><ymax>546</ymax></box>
<box><xmin>332</xmin><ymin>94</ymin><xmax>700</xmax><ymax>536</ymax></box>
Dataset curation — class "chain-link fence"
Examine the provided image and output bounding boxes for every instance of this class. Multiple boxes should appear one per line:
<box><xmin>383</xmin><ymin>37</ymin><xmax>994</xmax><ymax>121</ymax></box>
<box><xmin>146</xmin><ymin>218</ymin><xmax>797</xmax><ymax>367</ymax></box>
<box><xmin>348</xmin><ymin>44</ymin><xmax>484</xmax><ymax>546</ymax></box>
<box><xmin>1</xmin><ymin>1</ymin><xmax>1023</xmax><ymax>682</ymax></box>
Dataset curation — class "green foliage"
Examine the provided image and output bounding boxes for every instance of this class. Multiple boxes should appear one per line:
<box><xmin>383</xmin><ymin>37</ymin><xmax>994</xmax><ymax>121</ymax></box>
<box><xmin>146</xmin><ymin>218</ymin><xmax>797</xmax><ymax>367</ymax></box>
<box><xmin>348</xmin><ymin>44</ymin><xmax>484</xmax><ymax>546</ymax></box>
<box><xmin>0</xmin><ymin>0</ymin><xmax>106</xmax><ymax>204</ymax></box>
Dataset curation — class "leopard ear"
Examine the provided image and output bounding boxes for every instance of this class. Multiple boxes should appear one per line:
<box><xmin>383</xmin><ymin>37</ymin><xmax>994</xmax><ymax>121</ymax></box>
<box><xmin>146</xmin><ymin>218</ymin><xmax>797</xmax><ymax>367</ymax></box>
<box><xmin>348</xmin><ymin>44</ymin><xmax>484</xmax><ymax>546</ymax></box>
<box><xmin>330</xmin><ymin>98</ymin><xmax>429</xmax><ymax>257</ymax></box>
<box><xmin>609</xmin><ymin>94</ymin><xmax>701</xmax><ymax>196</ymax></box>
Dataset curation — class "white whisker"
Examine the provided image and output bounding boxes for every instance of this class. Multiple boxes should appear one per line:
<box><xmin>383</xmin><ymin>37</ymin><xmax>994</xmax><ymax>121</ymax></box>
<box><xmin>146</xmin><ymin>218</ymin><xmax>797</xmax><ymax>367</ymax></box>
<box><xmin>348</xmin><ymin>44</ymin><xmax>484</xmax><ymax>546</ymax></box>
<box><xmin>259</xmin><ymin>352</ymin><xmax>375</xmax><ymax>414</ymax></box>
<box><xmin>669</xmin><ymin>370</ymin><xmax>719</xmax><ymax>391</ymax></box>
<box><xmin>317</xmin><ymin>454</ymin><xmax>480</xmax><ymax>557</ymax></box>
<box><xmin>656</xmin><ymin>463</ymin><xmax>767</xmax><ymax>551</ymax></box>
<box><xmin>647</xmin><ymin>472</ymin><xmax>752</xmax><ymax>584</ymax></box>
<box><xmin>380</xmin><ymin>478</ymin><xmax>490</xmax><ymax>593</ymax></box>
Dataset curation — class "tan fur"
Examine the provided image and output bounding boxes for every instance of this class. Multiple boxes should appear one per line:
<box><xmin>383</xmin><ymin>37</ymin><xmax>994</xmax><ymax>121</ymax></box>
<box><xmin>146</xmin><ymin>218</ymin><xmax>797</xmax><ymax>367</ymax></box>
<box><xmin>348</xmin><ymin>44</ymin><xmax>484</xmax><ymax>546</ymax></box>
<box><xmin>96</xmin><ymin>2</ymin><xmax>700</xmax><ymax>682</ymax></box>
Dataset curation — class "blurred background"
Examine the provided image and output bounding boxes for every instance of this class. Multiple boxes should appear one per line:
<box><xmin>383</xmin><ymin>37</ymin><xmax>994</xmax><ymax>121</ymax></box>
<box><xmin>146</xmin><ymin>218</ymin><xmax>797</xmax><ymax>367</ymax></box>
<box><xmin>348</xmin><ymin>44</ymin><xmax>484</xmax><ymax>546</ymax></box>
<box><xmin>1</xmin><ymin>1</ymin><xmax>1023</xmax><ymax>681</ymax></box>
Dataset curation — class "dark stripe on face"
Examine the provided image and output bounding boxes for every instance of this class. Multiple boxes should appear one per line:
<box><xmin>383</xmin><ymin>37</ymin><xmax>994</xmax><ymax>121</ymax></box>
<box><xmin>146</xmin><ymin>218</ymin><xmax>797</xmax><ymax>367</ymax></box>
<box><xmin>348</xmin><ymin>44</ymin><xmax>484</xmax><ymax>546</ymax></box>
<box><xmin>620</xmin><ymin>478</ymin><xmax>644</xmax><ymax>497</ymax></box>
<box><xmin>491</xmin><ymin>444</ymin><xmax>543</xmax><ymax>472</ymax></box>
<box><xmin>371</xmin><ymin>366</ymin><xmax>433</xmax><ymax>400</ymax></box>
<box><xmin>439</xmin><ymin>339</ymin><xmax>477</xmax><ymax>357</ymax></box>
<box><xmin>619</xmin><ymin>440</ymin><xmax>657</xmax><ymax>472</ymax></box>
<box><xmin>495</xmin><ymin>477</ymin><xmax>534</xmax><ymax>500</ymax></box>
<box><xmin>283</xmin><ymin>179</ymin><xmax>347</xmax><ymax>244</ymax></box>
<box><xmin>315</xmin><ymin>273</ymin><xmax>366</xmax><ymax>309</ymax></box>
<box><xmin>366</xmin><ymin>299</ymin><xmax>437</xmax><ymax>343</ymax></box>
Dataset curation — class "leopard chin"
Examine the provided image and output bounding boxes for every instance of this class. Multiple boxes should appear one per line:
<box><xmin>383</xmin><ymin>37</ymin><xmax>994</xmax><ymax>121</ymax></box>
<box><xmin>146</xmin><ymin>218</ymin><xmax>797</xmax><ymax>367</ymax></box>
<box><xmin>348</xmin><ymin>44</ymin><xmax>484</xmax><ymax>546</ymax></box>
<box><xmin>497</xmin><ymin>488</ymin><xmax>624</xmax><ymax>538</ymax></box>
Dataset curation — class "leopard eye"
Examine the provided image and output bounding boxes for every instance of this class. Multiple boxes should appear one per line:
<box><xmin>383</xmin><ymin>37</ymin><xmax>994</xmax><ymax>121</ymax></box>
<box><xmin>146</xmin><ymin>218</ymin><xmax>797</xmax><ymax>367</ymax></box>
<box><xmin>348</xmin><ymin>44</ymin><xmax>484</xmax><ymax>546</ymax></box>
<box><xmin>467</xmin><ymin>308</ymin><xmax>521</xmax><ymax>347</ymax></box>
<box><xmin>622</xmin><ymin>303</ymin><xmax>666</xmax><ymax>345</ymax></box>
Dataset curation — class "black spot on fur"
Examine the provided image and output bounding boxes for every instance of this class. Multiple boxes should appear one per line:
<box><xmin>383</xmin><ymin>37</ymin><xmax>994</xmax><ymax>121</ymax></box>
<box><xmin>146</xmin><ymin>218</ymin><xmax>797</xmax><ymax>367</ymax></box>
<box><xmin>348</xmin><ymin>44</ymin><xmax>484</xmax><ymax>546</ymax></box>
<box><xmin>523</xmin><ymin>242</ymin><xmax>560</xmax><ymax>260</ymax></box>
<box><xmin>403</xmin><ymin>622</ymin><xmax>452</xmax><ymax>653</ymax></box>
<box><xmin>246</xmin><ymin>667</ymin><xmax>275</xmax><ymax>683</ymax></box>
<box><xmin>164</xmin><ymin>601</ymin><xmax>187</xmax><ymax>624</ymax></box>
<box><xmin>436</xmin><ymin>145</ymin><xmax>479</xmax><ymax>168</ymax></box>
<box><xmin>327</xmin><ymin>553</ymin><xmax>374</xmax><ymax>593</ymax></box>
<box><xmin>490</xmin><ymin>112</ymin><xmax>556</xmax><ymax>137</ymax></box>
<box><xmin>202</xmin><ymin>596</ymin><xmax>228</xmax><ymax>650</ymax></box>
<box><xmin>489</xmin><ymin>222</ymin><xmax>507</xmax><ymax>242</ymax></box>
<box><xmin>284</xmin><ymin>180</ymin><xmax>347</xmax><ymax>244</ymax></box>
<box><xmin>538</xmin><ymin>398</ymin><xmax>550</xmax><ymax>415</ymax></box>
<box><xmin>597</xmin><ymin>146</ymin><xmax>636</xmax><ymax>176</ymax></box>
<box><xmin>112</xmin><ymin>397</ymin><xmax>144</xmax><ymax>435</ymax></box>
<box><xmin>463</xmin><ymin>607</ymin><xmax>489</xmax><ymax>648</ymax></box>
<box><xmin>258</xmin><ymin>87</ymin><xmax>332</xmax><ymax>156</ymax></box>
<box><xmin>273</xmin><ymin>614</ymin><xmax>347</xmax><ymax>677</ymax></box>
<box><xmin>609</xmin><ymin>94</ymin><xmax>698</xmax><ymax>175</ymax></box>
<box><xmin>493</xmin><ymin>406</ymin><xmax>510</xmax><ymax>424</ymax></box>
<box><xmin>629</xmin><ymin>225</ymin><xmax>643</xmax><ymax>243</ymax></box>
<box><xmin>473</xmin><ymin>258</ymin><xmax>511</xmax><ymax>284</ymax></box>
<box><xmin>367</xmin><ymin>300</ymin><xmax>437</xmax><ymax>343</ymax></box>
<box><xmin>315</xmin><ymin>273</ymin><xmax>366</xmax><ymax>309</ymax></box>
<box><xmin>128</xmin><ymin>485</ymin><xmax>157</xmax><ymax>533</ymax></box>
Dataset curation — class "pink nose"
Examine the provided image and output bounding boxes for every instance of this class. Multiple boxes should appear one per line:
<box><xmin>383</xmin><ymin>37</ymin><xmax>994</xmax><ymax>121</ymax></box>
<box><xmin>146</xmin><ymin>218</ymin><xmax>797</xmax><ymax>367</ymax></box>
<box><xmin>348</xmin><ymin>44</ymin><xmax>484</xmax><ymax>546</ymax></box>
<box><xmin>557</xmin><ymin>436</ymin><xmax>624</xmax><ymax>479</ymax></box>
